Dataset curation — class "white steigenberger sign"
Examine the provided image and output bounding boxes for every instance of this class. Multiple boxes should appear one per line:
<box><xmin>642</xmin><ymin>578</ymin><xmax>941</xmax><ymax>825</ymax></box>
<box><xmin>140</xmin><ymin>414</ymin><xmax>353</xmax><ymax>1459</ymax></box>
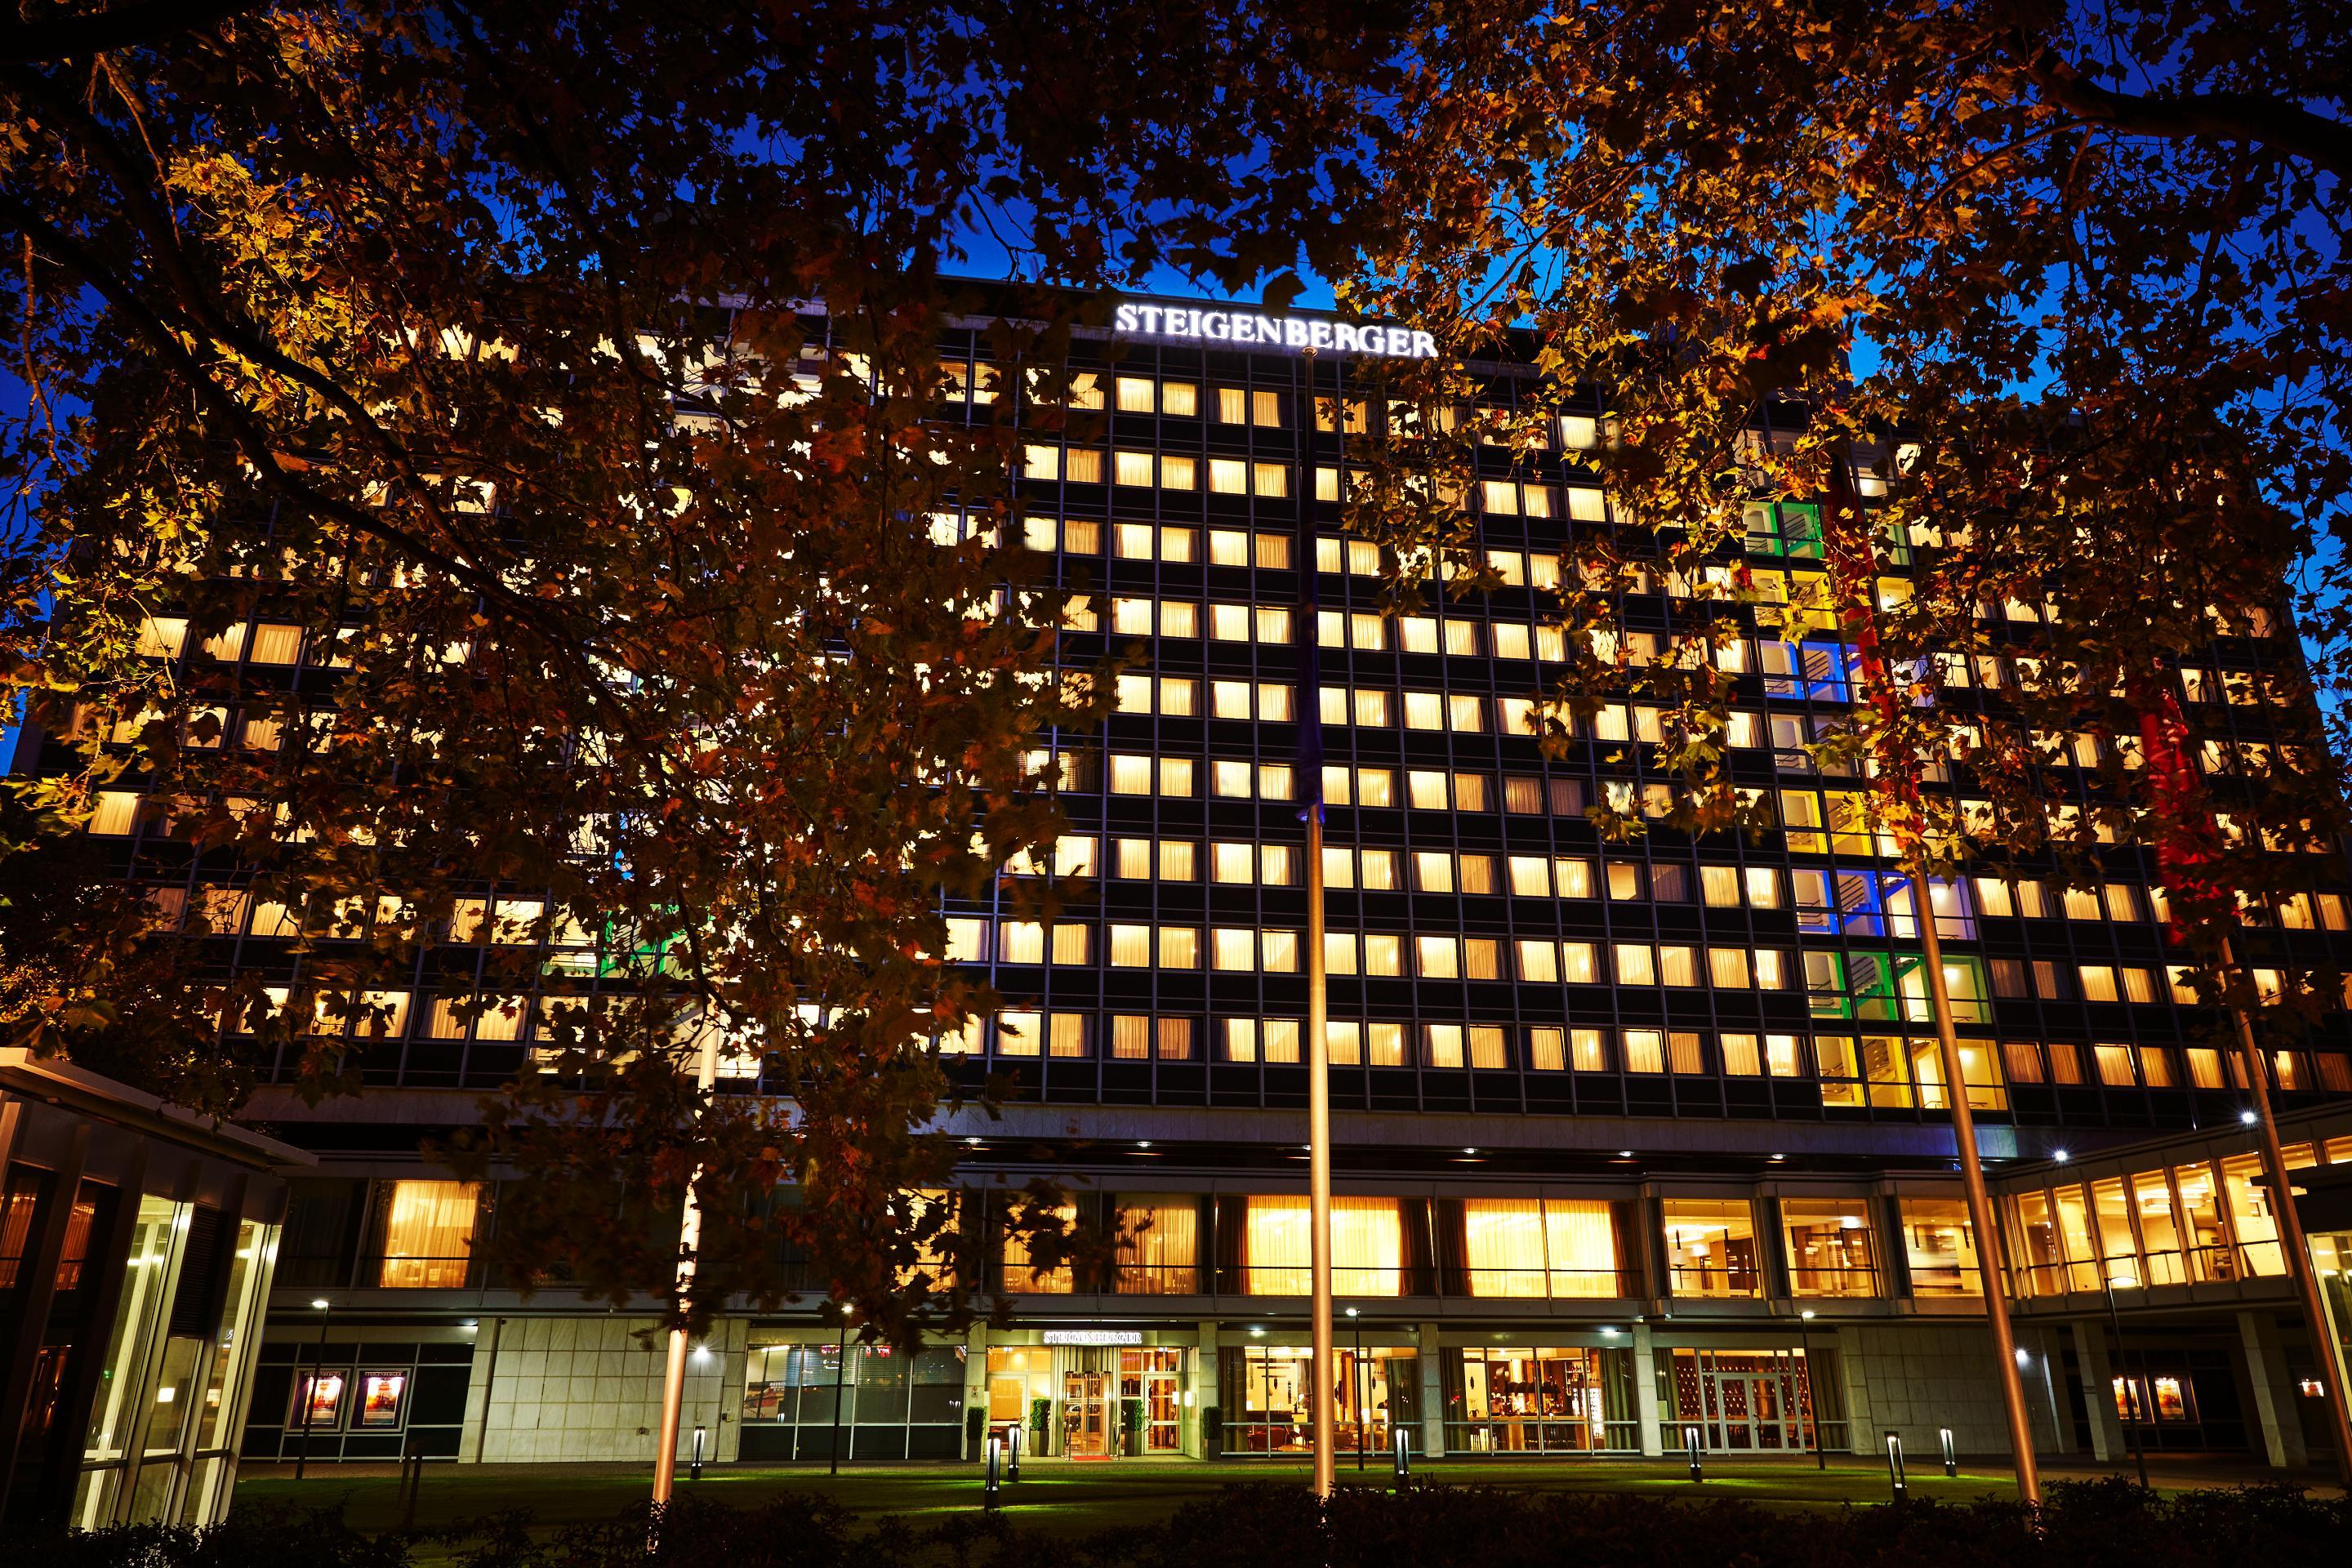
<box><xmin>1116</xmin><ymin>301</ymin><xmax>1437</xmax><ymax>360</ymax></box>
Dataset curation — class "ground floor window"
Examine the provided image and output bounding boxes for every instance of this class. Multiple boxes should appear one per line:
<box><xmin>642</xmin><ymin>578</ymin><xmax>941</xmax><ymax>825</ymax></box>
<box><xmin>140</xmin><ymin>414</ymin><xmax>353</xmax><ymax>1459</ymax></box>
<box><xmin>737</xmin><ymin>1342</ymin><xmax>964</xmax><ymax>1461</ymax></box>
<box><xmin>1218</xmin><ymin>1344</ymin><xmax>1418</xmax><ymax>1455</ymax></box>
<box><xmin>1445</xmin><ymin>1346</ymin><xmax>1637</xmax><ymax>1454</ymax></box>
<box><xmin>1660</xmin><ymin>1348</ymin><xmax>1843</xmax><ymax>1453</ymax></box>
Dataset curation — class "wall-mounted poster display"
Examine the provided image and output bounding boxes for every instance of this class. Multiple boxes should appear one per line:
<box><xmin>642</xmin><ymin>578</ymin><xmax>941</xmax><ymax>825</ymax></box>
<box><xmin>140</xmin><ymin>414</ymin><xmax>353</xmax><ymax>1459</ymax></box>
<box><xmin>355</xmin><ymin>1370</ymin><xmax>409</xmax><ymax>1429</ymax></box>
<box><xmin>291</xmin><ymin>1370</ymin><xmax>345</xmax><ymax>1430</ymax></box>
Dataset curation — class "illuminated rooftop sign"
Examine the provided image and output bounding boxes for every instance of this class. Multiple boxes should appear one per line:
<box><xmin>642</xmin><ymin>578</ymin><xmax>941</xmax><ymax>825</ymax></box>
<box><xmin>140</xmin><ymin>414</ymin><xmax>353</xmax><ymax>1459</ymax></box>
<box><xmin>1116</xmin><ymin>302</ymin><xmax>1436</xmax><ymax>360</ymax></box>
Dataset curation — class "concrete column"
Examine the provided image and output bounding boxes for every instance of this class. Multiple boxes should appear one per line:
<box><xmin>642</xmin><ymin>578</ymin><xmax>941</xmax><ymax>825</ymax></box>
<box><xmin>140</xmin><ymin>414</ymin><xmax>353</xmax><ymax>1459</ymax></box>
<box><xmin>1192</xmin><ymin>1320</ymin><xmax>1218</xmax><ymax>1457</ymax></box>
<box><xmin>963</xmin><ymin>1323</ymin><xmax>989</xmax><ymax>1461</ymax></box>
<box><xmin>2071</xmin><ymin>1321</ymin><xmax>2125</xmax><ymax>1462</ymax></box>
<box><xmin>1833</xmin><ymin>1326</ymin><xmax>1870</xmax><ymax>1456</ymax></box>
<box><xmin>2238</xmin><ymin>1309</ymin><xmax>2311</xmax><ymax>1470</ymax></box>
<box><xmin>1632</xmin><ymin>1323</ymin><xmax>1664</xmax><ymax>1456</ymax></box>
<box><xmin>2016</xmin><ymin>1325</ymin><xmax>2074</xmax><ymax>1454</ymax></box>
<box><xmin>1417</xmin><ymin>1322</ymin><xmax>1445</xmax><ymax>1456</ymax></box>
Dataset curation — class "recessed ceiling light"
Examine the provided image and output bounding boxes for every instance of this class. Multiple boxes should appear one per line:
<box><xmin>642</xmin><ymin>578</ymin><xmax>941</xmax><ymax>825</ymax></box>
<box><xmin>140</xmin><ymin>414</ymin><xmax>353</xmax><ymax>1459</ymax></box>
<box><xmin>1618</xmin><ymin>1149</ymin><xmax>1634</xmax><ymax>1157</ymax></box>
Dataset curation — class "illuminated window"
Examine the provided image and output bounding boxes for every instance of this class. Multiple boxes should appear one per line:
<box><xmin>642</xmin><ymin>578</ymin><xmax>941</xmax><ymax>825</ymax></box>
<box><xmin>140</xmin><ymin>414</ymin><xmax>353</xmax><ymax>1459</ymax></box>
<box><xmin>1245</xmin><ymin>1196</ymin><xmax>1400</xmax><ymax>1295</ymax></box>
<box><xmin>1781</xmin><ymin>1200</ymin><xmax>1878</xmax><ymax>1298</ymax></box>
<box><xmin>378</xmin><ymin>1181</ymin><xmax>479</xmax><ymax>1289</ymax></box>
<box><xmin>1663</xmin><ymin>1200</ymin><xmax>1760</xmax><ymax>1298</ymax></box>
<box><xmin>1899</xmin><ymin>1199</ymin><xmax>1981</xmax><ymax>1296</ymax></box>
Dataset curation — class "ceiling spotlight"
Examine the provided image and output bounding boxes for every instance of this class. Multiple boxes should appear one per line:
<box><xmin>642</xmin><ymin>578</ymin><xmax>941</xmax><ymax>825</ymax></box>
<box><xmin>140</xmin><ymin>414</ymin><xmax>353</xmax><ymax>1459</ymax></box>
<box><xmin>2052</xmin><ymin>1148</ymin><xmax>2070</xmax><ymax>1164</ymax></box>
<box><xmin>2238</xmin><ymin>1109</ymin><xmax>2258</xmax><ymax>1125</ymax></box>
<box><xmin>1618</xmin><ymin>1149</ymin><xmax>1634</xmax><ymax>1157</ymax></box>
<box><xmin>1769</xmin><ymin>1153</ymin><xmax>1786</xmax><ymax>1161</ymax></box>
<box><xmin>1138</xmin><ymin>1139</ymin><xmax>1153</xmax><ymax>1148</ymax></box>
<box><xmin>1463</xmin><ymin>1146</ymin><xmax>1478</xmax><ymax>1156</ymax></box>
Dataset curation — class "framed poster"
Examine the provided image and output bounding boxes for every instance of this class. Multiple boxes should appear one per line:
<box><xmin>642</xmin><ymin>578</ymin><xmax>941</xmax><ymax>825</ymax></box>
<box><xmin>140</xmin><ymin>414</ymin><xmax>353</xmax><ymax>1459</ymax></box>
<box><xmin>355</xmin><ymin>1370</ymin><xmax>410</xmax><ymax>1429</ymax></box>
<box><xmin>292</xmin><ymin>1370</ymin><xmax>346</xmax><ymax>1430</ymax></box>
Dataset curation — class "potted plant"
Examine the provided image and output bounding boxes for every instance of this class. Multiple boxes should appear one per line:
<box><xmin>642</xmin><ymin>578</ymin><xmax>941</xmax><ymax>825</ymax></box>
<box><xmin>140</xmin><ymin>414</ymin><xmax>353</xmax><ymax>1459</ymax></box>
<box><xmin>1202</xmin><ymin>1405</ymin><xmax>1223</xmax><ymax>1458</ymax></box>
<box><xmin>1121</xmin><ymin>1396</ymin><xmax>1146</xmax><ymax>1456</ymax></box>
<box><xmin>1029</xmin><ymin>1396</ymin><xmax>1053</xmax><ymax>1459</ymax></box>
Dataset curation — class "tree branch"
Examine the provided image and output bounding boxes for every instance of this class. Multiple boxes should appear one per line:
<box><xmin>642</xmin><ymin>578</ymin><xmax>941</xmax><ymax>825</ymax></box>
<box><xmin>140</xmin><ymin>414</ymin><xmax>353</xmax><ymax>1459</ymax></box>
<box><xmin>0</xmin><ymin>189</ymin><xmax>649</xmax><ymax>743</ymax></box>
<box><xmin>0</xmin><ymin>0</ymin><xmax>270</xmax><ymax>63</ymax></box>
<box><xmin>2026</xmin><ymin>49</ymin><xmax>2352</xmax><ymax>180</ymax></box>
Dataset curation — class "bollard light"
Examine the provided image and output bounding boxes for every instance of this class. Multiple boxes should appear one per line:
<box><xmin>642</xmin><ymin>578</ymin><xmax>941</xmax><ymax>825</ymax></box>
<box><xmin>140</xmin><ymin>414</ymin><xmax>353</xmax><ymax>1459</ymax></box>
<box><xmin>1685</xmin><ymin>1424</ymin><xmax>1704</xmax><ymax>1482</ymax></box>
<box><xmin>1885</xmin><ymin>1431</ymin><xmax>1906</xmax><ymax>1500</ymax></box>
<box><xmin>1007</xmin><ymin>1419</ymin><xmax>1022</xmax><ymax>1482</ymax></box>
<box><xmin>1939</xmin><ymin>1427</ymin><xmax>1956</xmax><ymax>1478</ymax></box>
<box><xmin>1392</xmin><ymin>1423</ymin><xmax>1411</xmax><ymax>1490</ymax></box>
<box><xmin>985</xmin><ymin>1435</ymin><xmax>1003</xmax><ymax>1512</ymax></box>
<box><xmin>690</xmin><ymin>1424</ymin><xmax>706</xmax><ymax>1481</ymax></box>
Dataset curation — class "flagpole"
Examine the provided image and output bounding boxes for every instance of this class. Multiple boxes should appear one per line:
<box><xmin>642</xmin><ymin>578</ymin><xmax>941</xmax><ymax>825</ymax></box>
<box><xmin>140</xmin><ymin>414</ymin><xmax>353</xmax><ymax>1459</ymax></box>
<box><xmin>652</xmin><ymin>1018</ymin><xmax>719</xmax><ymax>1504</ymax></box>
<box><xmin>1298</xmin><ymin>356</ymin><xmax>1335</xmax><ymax>1500</ymax></box>
<box><xmin>2221</xmin><ymin>945</ymin><xmax>2352</xmax><ymax>1482</ymax></box>
<box><xmin>2136</xmin><ymin>679</ymin><xmax>2352</xmax><ymax>1484</ymax></box>
<box><xmin>1820</xmin><ymin>445</ymin><xmax>2039</xmax><ymax>1503</ymax></box>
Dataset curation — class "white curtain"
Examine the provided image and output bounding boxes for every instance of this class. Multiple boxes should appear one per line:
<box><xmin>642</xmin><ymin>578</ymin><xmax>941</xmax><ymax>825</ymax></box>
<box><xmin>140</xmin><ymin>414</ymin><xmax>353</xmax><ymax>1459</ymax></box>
<box><xmin>379</xmin><ymin>1181</ymin><xmax>479</xmax><ymax>1288</ymax></box>
<box><xmin>1118</xmin><ymin>1201</ymin><xmax>1198</xmax><ymax>1294</ymax></box>
<box><xmin>1465</xmin><ymin>1200</ymin><xmax>1546</xmax><ymax>1297</ymax></box>
<box><xmin>1545</xmin><ymin>1201</ymin><xmax>1619</xmax><ymax>1298</ymax></box>
<box><xmin>1247</xmin><ymin>1197</ymin><xmax>1401</xmax><ymax>1295</ymax></box>
<box><xmin>1001</xmin><ymin>1201</ymin><xmax>1075</xmax><ymax>1293</ymax></box>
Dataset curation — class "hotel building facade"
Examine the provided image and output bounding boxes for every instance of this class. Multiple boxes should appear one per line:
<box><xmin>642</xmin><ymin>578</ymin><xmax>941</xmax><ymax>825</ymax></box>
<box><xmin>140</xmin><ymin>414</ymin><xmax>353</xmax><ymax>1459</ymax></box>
<box><xmin>14</xmin><ymin>293</ymin><xmax>2352</xmax><ymax>1479</ymax></box>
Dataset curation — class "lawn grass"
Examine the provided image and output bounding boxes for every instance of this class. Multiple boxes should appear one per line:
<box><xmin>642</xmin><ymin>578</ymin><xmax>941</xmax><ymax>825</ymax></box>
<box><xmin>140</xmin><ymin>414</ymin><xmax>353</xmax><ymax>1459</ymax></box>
<box><xmin>234</xmin><ymin>1456</ymin><xmax>2031</xmax><ymax>1538</ymax></box>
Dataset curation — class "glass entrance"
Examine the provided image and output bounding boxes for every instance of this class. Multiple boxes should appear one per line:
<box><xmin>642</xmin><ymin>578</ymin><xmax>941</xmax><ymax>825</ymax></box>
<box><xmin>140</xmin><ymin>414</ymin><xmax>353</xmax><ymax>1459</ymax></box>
<box><xmin>1666</xmin><ymin>1351</ymin><xmax>1819</xmax><ymax>1452</ymax></box>
<box><xmin>1061</xmin><ymin>1371</ymin><xmax>1112</xmax><ymax>1458</ymax></box>
<box><xmin>1119</xmin><ymin>1348</ymin><xmax>1183</xmax><ymax>1453</ymax></box>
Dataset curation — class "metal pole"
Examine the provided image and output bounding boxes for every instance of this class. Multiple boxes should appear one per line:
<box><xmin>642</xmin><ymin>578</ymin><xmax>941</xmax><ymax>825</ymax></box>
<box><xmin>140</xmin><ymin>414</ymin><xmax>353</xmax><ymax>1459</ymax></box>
<box><xmin>1914</xmin><ymin>901</ymin><xmax>2042</xmax><ymax>1503</ymax></box>
<box><xmin>1296</xmin><ymin>362</ymin><xmax>1334</xmax><ymax>1503</ymax></box>
<box><xmin>2220</xmin><ymin>934</ymin><xmax>2352</xmax><ymax>1486</ymax></box>
<box><xmin>653</xmin><ymin>1020</ymin><xmax>720</xmax><ymax>1503</ymax></box>
<box><xmin>1307</xmin><ymin>800</ymin><xmax>1334</xmax><ymax>1500</ymax></box>
<box><xmin>1351</xmin><ymin>1310</ymin><xmax>1366</xmax><ymax>1472</ymax></box>
<box><xmin>830</xmin><ymin>1313</ymin><xmax>853</xmax><ymax>1476</ymax></box>
<box><xmin>1817</xmin><ymin>443</ymin><xmax>2039</xmax><ymax>1503</ymax></box>
<box><xmin>2100</xmin><ymin>1266</ymin><xmax>2150</xmax><ymax>1488</ymax></box>
<box><xmin>1799</xmin><ymin>1312</ymin><xmax>1825</xmax><ymax>1469</ymax></box>
<box><xmin>295</xmin><ymin>1298</ymin><xmax>331</xmax><ymax>1481</ymax></box>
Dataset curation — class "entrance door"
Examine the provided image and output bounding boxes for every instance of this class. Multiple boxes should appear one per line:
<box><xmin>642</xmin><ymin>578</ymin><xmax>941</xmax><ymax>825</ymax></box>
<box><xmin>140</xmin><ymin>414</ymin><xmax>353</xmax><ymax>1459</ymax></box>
<box><xmin>1062</xmin><ymin>1371</ymin><xmax>1112</xmax><ymax>1458</ymax></box>
<box><xmin>1670</xmin><ymin>1352</ymin><xmax>1814</xmax><ymax>1452</ymax></box>
<box><xmin>1120</xmin><ymin>1349</ymin><xmax>1183</xmax><ymax>1452</ymax></box>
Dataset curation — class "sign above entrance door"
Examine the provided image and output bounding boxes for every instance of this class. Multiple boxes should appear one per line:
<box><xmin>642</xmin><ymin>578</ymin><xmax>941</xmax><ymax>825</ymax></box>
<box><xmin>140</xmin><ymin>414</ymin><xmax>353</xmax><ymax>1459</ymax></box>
<box><xmin>1041</xmin><ymin>1329</ymin><xmax>1144</xmax><ymax>1348</ymax></box>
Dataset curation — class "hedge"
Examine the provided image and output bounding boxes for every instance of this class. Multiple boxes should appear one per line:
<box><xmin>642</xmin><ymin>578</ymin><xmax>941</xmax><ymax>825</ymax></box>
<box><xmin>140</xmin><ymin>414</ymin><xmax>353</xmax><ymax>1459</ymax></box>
<box><xmin>33</xmin><ymin>1477</ymin><xmax>2350</xmax><ymax>1568</ymax></box>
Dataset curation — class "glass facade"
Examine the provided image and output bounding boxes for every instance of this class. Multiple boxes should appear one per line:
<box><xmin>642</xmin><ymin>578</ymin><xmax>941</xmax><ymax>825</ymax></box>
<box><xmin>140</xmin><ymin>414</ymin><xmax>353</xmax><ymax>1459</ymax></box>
<box><xmin>70</xmin><ymin>309</ymin><xmax>2350</xmax><ymax>1135</ymax></box>
<box><xmin>737</xmin><ymin>1342</ymin><xmax>966</xmax><ymax>1461</ymax></box>
<box><xmin>44</xmin><ymin>293</ymin><xmax>2352</xmax><ymax>1468</ymax></box>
